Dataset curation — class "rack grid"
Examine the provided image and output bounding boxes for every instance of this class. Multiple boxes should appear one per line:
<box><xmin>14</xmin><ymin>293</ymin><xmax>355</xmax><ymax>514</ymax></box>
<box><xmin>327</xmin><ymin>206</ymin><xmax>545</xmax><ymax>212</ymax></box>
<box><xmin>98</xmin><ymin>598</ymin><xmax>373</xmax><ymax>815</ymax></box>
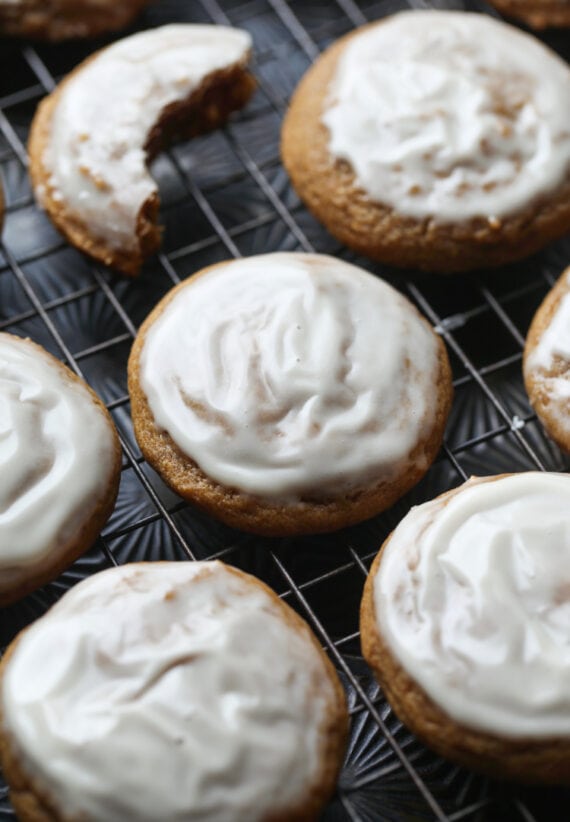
<box><xmin>1</xmin><ymin>1</ymin><xmax>570</xmax><ymax>819</ymax></box>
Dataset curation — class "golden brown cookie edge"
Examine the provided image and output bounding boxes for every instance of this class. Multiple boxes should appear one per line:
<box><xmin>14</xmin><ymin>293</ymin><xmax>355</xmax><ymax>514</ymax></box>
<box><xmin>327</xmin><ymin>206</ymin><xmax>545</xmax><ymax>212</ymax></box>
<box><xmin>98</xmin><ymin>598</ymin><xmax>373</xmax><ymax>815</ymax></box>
<box><xmin>127</xmin><ymin>257</ymin><xmax>453</xmax><ymax>536</ymax></box>
<box><xmin>0</xmin><ymin>332</ymin><xmax>122</xmax><ymax>607</ymax></box>
<box><xmin>0</xmin><ymin>560</ymin><xmax>349</xmax><ymax>822</ymax></box>
<box><xmin>280</xmin><ymin>18</ymin><xmax>570</xmax><ymax>273</ymax></box>
<box><xmin>360</xmin><ymin>474</ymin><xmax>570</xmax><ymax>784</ymax></box>
<box><xmin>28</xmin><ymin>45</ymin><xmax>255</xmax><ymax>276</ymax></box>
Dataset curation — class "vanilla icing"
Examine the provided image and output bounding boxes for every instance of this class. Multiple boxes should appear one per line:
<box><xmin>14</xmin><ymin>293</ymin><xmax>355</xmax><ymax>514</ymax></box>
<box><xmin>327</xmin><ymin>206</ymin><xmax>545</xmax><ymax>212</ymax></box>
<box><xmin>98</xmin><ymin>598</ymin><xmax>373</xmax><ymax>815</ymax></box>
<box><xmin>138</xmin><ymin>253</ymin><xmax>442</xmax><ymax>500</ymax></box>
<box><xmin>41</xmin><ymin>25</ymin><xmax>251</xmax><ymax>250</ymax></box>
<box><xmin>524</xmin><ymin>269</ymin><xmax>570</xmax><ymax>437</ymax></box>
<box><xmin>0</xmin><ymin>334</ymin><xmax>116</xmax><ymax>592</ymax></box>
<box><xmin>322</xmin><ymin>11</ymin><xmax>570</xmax><ymax>223</ymax></box>
<box><xmin>2</xmin><ymin>561</ymin><xmax>338</xmax><ymax>821</ymax></box>
<box><xmin>374</xmin><ymin>472</ymin><xmax>570</xmax><ymax>737</ymax></box>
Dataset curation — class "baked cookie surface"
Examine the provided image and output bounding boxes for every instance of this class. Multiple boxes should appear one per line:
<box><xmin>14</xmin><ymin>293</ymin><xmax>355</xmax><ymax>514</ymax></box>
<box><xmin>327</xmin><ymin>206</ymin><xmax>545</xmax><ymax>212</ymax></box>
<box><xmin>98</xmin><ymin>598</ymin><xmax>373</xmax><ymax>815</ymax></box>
<box><xmin>524</xmin><ymin>266</ymin><xmax>570</xmax><ymax>450</ymax></box>
<box><xmin>361</xmin><ymin>472</ymin><xmax>570</xmax><ymax>783</ymax></box>
<box><xmin>28</xmin><ymin>24</ymin><xmax>255</xmax><ymax>275</ymax></box>
<box><xmin>0</xmin><ymin>333</ymin><xmax>121</xmax><ymax>605</ymax></box>
<box><xmin>0</xmin><ymin>560</ymin><xmax>348</xmax><ymax>821</ymax></box>
<box><xmin>281</xmin><ymin>10</ymin><xmax>570</xmax><ymax>272</ymax></box>
<box><xmin>488</xmin><ymin>0</ymin><xmax>570</xmax><ymax>29</ymax></box>
<box><xmin>128</xmin><ymin>252</ymin><xmax>453</xmax><ymax>535</ymax></box>
<box><xmin>0</xmin><ymin>0</ymin><xmax>150</xmax><ymax>40</ymax></box>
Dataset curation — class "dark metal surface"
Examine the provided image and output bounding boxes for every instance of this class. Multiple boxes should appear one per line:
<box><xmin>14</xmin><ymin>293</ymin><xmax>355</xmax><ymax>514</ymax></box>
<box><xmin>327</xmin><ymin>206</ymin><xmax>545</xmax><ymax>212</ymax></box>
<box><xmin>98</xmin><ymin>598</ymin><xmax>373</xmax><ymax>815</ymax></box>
<box><xmin>0</xmin><ymin>1</ymin><xmax>570</xmax><ymax>819</ymax></box>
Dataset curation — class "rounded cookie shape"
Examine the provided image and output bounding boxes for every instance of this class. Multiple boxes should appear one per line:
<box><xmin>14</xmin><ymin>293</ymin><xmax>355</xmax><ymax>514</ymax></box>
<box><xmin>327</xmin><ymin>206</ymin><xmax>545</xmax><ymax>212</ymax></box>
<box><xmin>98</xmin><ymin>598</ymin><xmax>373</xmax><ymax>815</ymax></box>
<box><xmin>0</xmin><ymin>560</ymin><xmax>348</xmax><ymax>821</ymax></box>
<box><xmin>28</xmin><ymin>24</ymin><xmax>255</xmax><ymax>275</ymax></box>
<box><xmin>128</xmin><ymin>253</ymin><xmax>453</xmax><ymax>535</ymax></box>
<box><xmin>0</xmin><ymin>0</ymin><xmax>150</xmax><ymax>40</ymax></box>
<box><xmin>0</xmin><ymin>333</ymin><xmax>121</xmax><ymax>605</ymax></box>
<box><xmin>361</xmin><ymin>472</ymin><xmax>570</xmax><ymax>783</ymax></box>
<box><xmin>281</xmin><ymin>10</ymin><xmax>570</xmax><ymax>273</ymax></box>
<box><xmin>524</xmin><ymin>267</ymin><xmax>570</xmax><ymax>451</ymax></box>
<box><xmin>487</xmin><ymin>0</ymin><xmax>570</xmax><ymax>29</ymax></box>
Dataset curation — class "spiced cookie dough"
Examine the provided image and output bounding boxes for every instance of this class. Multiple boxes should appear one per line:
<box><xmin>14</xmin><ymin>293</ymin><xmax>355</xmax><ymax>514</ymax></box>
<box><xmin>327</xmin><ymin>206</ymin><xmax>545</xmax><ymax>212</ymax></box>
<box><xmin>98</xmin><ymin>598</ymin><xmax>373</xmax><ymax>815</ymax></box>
<box><xmin>361</xmin><ymin>473</ymin><xmax>570</xmax><ymax>783</ymax></box>
<box><xmin>128</xmin><ymin>253</ymin><xmax>453</xmax><ymax>536</ymax></box>
<box><xmin>0</xmin><ymin>560</ymin><xmax>348</xmax><ymax>821</ymax></box>
<box><xmin>488</xmin><ymin>0</ymin><xmax>570</xmax><ymax>29</ymax></box>
<box><xmin>281</xmin><ymin>11</ymin><xmax>570</xmax><ymax>273</ymax></box>
<box><xmin>28</xmin><ymin>24</ymin><xmax>255</xmax><ymax>275</ymax></box>
<box><xmin>0</xmin><ymin>333</ymin><xmax>121</xmax><ymax>606</ymax></box>
<box><xmin>0</xmin><ymin>0</ymin><xmax>150</xmax><ymax>40</ymax></box>
<box><xmin>524</xmin><ymin>266</ymin><xmax>570</xmax><ymax>451</ymax></box>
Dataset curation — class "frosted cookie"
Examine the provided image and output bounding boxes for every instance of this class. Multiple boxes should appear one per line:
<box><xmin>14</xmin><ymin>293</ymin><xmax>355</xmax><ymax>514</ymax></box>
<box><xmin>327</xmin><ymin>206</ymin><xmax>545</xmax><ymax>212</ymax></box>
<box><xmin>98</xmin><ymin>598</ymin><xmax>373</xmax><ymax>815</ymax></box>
<box><xmin>0</xmin><ymin>333</ymin><xmax>121</xmax><ymax>605</ymax></box>
<box><xmin>281</xmin><ymin>11</ymin><xmax>570</xmax><ymax>273</ymax></box>
<box><xmin>0</xmin><ymin>560</ymin><xmax>348</xmax><ymax>821</ymax></box>
<box><xmin>361</xmin><ymin>473</ymin><xmax>570</xmax><ymax>783</ymax></box>
<box><xmin>28</xmin><ymin>25</ymin><xmax>255</xmax><ymax>275</ymax></box>
<box><xmin>488</xmin><ymin>0</ymin><xmax>570</xmax><ymax>29</ymax></box>
<box><xmin>0</xmin><ymin>0</ymin><xmax>150</xmax><ymax>40</ymax></box>
<box><xmin>128</xmin><ymin>253</ymin><xmax>453</xmax><ymax>536</ymax></box>
<box><xmin>524</xmin><ymin>267</ymin><xmax>570</xmax><ymax>450</ymax></box>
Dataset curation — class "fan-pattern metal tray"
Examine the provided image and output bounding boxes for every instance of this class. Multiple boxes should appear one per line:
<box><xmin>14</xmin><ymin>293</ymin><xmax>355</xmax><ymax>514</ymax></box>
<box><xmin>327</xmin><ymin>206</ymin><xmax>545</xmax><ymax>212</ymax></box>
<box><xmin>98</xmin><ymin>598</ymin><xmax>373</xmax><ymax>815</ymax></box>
<box><xmin>1</xmin><ymin>1</ymin><xmax>569</xmax><ymax>819</ymax></box>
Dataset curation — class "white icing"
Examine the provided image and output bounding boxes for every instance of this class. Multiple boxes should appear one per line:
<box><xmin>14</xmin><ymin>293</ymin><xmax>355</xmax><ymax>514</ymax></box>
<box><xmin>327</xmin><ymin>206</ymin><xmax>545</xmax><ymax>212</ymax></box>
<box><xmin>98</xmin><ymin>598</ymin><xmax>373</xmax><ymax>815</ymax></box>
<box><xmin>525</xmin><ymin>270</ymin><xmax>570</xmax><ymax>436</ymax></box>
<box><xmin>374</xmin><ymin>472</ymin><xmax>570</xmax><ymax>738</ymax></box>
<box><xmin>43</xmin><ymin>24</ymin><xmax>251</xmax><ymax>250</ymax></box>
<box><xmin>139</xmin><ymin>253</ymin><xmax>441</xmax><ymax>500</ymax></box>
<box><xmin>322</xmin><ymin>11</ymin><xmax>570</xmax><ymax>222</ymax></box>
<box><xmin>0</xmin><ymin>334</ymin><xmax>116</xmax><ymax>587</ymax></box>
<box><xmin>2</xmin><ymin>561</ymin><xmax>337</xmax><ymax>822</ymax></box>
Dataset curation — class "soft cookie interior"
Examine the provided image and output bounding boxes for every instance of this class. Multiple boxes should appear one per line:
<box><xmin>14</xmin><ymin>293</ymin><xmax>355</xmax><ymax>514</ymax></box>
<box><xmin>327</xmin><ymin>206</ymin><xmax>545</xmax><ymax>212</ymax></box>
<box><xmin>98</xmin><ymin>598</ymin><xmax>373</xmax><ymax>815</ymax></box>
<box><xmin>28</xmin><ymin>25</ymin><xmax>255</xmax><ymax>275</ymax></box>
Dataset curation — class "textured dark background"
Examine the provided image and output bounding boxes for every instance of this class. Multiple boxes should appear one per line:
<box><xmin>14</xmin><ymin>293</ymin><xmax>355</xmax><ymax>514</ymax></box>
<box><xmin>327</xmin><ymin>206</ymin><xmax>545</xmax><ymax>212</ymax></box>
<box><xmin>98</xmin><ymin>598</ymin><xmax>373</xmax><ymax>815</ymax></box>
<box><xmin>1</xmin><ymin>1</ymin><xmax>570</xmax><ymax>819</ymax></box>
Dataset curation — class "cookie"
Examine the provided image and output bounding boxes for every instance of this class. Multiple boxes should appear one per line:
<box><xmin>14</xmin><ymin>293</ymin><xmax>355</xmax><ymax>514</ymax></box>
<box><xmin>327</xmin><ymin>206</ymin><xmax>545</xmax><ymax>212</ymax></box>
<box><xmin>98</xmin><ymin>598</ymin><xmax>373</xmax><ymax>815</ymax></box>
<box><xmin>128</xmin><ymin>252</ymin><xmax>453</xmax><ymax>536</ymax></box>
<box><xmin>523</xmin><ymin>266</ymin><xmax>570</xmax><ymax>451</ymax></box>
<box><xmin>488</xmin><ymin>0</ymin><xmax>570</xmax><ymax>29</ymax></box>
<box><xmin>0</xmin><ymin>0</ymin><xmax>150</xmax><ymax>40</ymax></box>
<box><xmin>361</xmin><ymin>472</ymin><xmax>570</xmax><ymax>783</ymax></box>
<box><xmin>281</xmin><ymin>10</ymin><xmax>570</xmax><ymax>273</ymax></box>
<box><xmin>0</xmin><ymin>333</ymin><xmax>121</xmax><ymax>605</ymax></box>
<box><xmin>28</xmin><ymin>24</ymin><xmax>255</xmax><ymax>275</ymax></box>
<box><xmin>0</xmin><ymin>560</ymin><xmax>348</xmax><ymax>821</ymax></box>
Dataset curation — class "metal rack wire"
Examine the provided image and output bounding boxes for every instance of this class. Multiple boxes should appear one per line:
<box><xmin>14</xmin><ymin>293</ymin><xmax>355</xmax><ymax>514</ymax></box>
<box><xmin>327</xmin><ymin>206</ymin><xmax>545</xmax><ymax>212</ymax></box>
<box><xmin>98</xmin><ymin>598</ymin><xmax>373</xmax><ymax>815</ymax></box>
<box><xmin>1</xmin><ymin>1</ymin><xmax>569</xmax><ymax>819</ymax></box>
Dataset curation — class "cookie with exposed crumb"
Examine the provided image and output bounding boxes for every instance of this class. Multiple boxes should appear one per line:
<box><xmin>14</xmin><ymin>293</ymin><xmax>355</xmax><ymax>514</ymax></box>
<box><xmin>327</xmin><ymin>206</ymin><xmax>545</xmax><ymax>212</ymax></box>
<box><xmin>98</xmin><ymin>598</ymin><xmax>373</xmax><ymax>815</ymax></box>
<box><xmin>524</xmin><ymin>266</ymin><xmax>570</xmax><ymax>451</ymax></box>
<box><xmin>0</xmin><ymin>0</ymin><xmax>151</xmax><ymax>40</ymax></box>
<box><xmin>28</xmin><ymin>24</ymin><xmax>255</xmax><ymax>275</ymax></box>
<box><xmin>0</xmin><ymin>560</ymin><xmax>348</xmax><ymax>821</ymax></box>
<box><xmin>361</xmin><ymin>473</ymin><xmax>570</xmax><ymax>783</ymax></box>
<box><xmin>128</xmin><ymin>252</ymin><xmax>453</xmax><ymax>536</ymax></box>
<box><xmin>281</xmin><ymin>10</ymin><xmax>570</xmax><ymax>272</ymax></box>
<box><xmin>0</xmin><ymin>332</ymin><xmax>121</xmax><ymax>606</ymax></box>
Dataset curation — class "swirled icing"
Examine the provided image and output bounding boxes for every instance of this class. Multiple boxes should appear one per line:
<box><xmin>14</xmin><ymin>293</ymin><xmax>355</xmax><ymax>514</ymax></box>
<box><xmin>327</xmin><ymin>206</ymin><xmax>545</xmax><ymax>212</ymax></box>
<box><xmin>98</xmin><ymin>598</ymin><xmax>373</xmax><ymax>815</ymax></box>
<box><xmin>41</xmin><ymin>24</ymin><xmax>251</xmax><ymax>250</ymax></box>
<box><xmin>1</xmin><ymin>561</ymin><xmax>339</xmax><ymax>821</ymax></box>
<box><xmin>525</xmin><ymin>269</ymin><xmax>570</xmax><ymax>436</ymax></box>
<box><xmin>374</xmin><ymin>472</ymin><xmax>570</xmax><ymax>737</ymax></box>
<box><xmin>322</xmin><ymin>11</ymin><xmax>570</xmax><ymax>223</ymax></box>
<box><xmin>138</xmin><ymin>253</ymin><xmax>442</xmax><ymax>500</ymax></box>
<box><xmin>0</xmin><ymin>334</ymin><xmax>116</xmax><ymax>587</ymax></box>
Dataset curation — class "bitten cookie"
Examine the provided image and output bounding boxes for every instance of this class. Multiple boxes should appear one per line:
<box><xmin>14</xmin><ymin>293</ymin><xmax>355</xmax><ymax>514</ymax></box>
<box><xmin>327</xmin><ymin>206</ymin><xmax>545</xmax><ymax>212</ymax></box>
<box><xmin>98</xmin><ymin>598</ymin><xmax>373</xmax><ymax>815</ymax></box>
<box><xmin>0</xmin><ymin>560</ymin><xmax>348</xmax><ymax>821</ymax></box>
<box><xmin>0</xmin><ymin>333</ymin><xmax>121</xmax><ymax>605</ymax></box>
<box><xmin>361</xmin><ymin>472</ymin><xmax>570</xmax><ymax>783</ymax></box>
<box><xmin>281</xmin><ymin>11</ymin><xmax>570</xmax><ymax>273</ymax></box>
<box><xmin>28</xmin><ymin>24</ymin><xmax>255</xmax><ymax>275</ymax></box>
<box><xmin>487</xmin><ymin>0</ymin><xmax>570</xmax><ymax>29</ymax></box>
<box><xmin>0</xmin><ymin>0</ymin><xmax>151</xmax><ymax>40</ymax></box>
<box><xmin>524</xmin><ymin>266</ymin><xmax>570</xmax><ymax>451</ymax></box>
<box><xmin>128</xmin><ymin>253</ymin><xmax>453</xmax><ymax>536</ymax></box>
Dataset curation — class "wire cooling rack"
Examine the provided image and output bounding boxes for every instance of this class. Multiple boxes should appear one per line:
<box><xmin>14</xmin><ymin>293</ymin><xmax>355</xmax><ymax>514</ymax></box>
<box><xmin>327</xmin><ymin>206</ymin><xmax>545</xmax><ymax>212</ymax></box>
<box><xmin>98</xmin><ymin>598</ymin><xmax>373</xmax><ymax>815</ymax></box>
<box><xmin>1</xmin><ymin>1</ymin><xmax>570</xmax><ymax>819</ymax></box>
